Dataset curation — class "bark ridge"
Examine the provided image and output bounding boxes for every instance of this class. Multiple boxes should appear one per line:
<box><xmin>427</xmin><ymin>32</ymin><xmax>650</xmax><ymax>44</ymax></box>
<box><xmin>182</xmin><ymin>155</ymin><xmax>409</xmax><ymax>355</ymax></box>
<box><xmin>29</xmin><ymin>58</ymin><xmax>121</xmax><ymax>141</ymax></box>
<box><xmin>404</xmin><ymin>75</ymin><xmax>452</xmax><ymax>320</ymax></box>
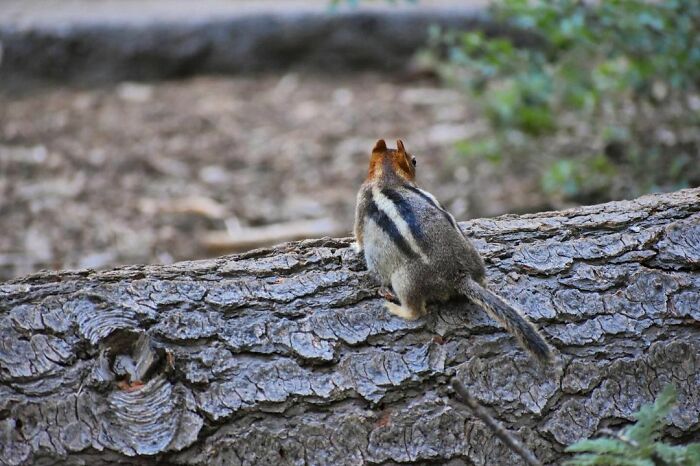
<box><xmin>1</xmin><ymin>188</ymin><xmax>699</xmax><ymax>465</ymax></box>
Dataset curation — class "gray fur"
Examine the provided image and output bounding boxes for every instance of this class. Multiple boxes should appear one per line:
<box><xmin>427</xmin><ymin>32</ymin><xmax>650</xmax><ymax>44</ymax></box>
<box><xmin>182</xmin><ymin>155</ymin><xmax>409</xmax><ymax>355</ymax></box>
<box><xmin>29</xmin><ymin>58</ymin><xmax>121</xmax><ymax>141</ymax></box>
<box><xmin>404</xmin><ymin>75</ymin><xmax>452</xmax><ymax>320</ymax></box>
<box><xmin>355</xmin><ymin>177</ymin><xmax>553</xmax><ymax>364</ymax></box>
<box><xmin>360</xmin><ymin>183</ymin><xmax>484</xmax><ymax>303</ymax></box>
<box><xmin>462</xmin><ymin>279</ymin><xmax>553</xmax><ymax>363</ymax></box>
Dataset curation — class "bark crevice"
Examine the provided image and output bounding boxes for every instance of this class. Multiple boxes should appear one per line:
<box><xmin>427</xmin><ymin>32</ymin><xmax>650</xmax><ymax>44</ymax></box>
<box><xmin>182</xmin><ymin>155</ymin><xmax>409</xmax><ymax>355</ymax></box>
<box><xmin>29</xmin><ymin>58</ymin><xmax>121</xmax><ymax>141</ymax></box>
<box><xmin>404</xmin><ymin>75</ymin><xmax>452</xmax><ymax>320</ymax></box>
<box><xmin>1</xmin><ymin>188</ymin><xmax>699</xmax><ymax>465</ymax></box>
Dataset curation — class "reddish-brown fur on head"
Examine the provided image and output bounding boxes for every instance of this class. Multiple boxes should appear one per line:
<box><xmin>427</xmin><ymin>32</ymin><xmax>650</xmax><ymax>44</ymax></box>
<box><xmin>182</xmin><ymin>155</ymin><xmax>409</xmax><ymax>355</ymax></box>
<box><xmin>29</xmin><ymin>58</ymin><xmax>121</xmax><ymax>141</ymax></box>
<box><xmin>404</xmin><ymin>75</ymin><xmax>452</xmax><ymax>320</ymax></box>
<box><xmin>367</xmin><ymin>139</ymin><xmax>416</xmax><ymax>183</ymax></box>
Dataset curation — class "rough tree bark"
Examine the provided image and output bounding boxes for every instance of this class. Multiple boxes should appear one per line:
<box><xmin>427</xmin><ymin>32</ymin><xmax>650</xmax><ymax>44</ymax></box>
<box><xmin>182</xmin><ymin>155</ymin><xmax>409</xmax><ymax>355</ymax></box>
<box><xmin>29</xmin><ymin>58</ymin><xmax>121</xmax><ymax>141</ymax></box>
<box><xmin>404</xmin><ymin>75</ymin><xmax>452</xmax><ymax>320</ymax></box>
<box><xmin>1</xmin><ymin>189</ymin><xmax>699</xmax><ymax>466</ymax></box>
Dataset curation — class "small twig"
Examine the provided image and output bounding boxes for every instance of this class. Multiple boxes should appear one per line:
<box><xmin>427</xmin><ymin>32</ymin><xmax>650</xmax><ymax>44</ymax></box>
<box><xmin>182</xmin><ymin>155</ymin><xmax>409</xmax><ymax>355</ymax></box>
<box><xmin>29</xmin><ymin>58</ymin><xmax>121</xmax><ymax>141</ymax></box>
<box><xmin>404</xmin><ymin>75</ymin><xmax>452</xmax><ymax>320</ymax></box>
<box><xmin>450</xmin><ymin>378</ymin><xmax>543</xmax><ymax>466</ymax></box>
<box><xmin>201</xmin><ymin>218</ymin><xmax>344</xmax><ymax>253</ymax></box>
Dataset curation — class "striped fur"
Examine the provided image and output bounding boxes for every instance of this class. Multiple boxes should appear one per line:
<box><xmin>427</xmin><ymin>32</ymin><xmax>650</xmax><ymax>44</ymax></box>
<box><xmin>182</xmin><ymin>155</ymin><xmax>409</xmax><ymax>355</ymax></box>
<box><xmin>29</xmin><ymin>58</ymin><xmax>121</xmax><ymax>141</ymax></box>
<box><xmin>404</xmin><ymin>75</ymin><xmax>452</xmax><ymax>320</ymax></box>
<box><xmin>355</xmin><ymin>139</ymin><xmax>554</xmax><ymax>364</ymax></box>
<box><xmin>371</xmin><ymin>186</ymin><xmax>429</xmax><ymax>262</ymax></box>
<box><xmin>365</xmin><ymin>199</ymin><xmax>418</xmax><ymax>260</ymax></box>
<box><xmin>405</xmin><ymin>185</ymin><xmax>459</xmax><ymax>230</ymax></box>
<box><xmin>380</xmin><ymin>188</ymin><xmax>425</xmax><ymax>243</ymax></box>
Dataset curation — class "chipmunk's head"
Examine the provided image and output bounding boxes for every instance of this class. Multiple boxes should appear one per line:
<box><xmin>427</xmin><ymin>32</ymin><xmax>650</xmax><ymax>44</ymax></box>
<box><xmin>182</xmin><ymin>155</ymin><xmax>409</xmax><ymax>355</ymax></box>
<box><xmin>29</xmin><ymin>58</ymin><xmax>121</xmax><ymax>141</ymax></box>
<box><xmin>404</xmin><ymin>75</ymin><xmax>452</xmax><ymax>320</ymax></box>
<box><xmin>367</xmin><ymin>139</ymin><xmax>416</xmax><ymax>183</ymax></box>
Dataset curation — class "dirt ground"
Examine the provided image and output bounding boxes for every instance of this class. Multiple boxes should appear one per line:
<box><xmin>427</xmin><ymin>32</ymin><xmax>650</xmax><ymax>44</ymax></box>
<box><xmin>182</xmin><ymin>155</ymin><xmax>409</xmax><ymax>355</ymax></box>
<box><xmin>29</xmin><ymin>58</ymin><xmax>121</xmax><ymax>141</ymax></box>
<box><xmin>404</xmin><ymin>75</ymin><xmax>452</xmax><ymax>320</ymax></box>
<box><xmin>0</xmin><ymin>73</ymin><xmax>543</xmax><ymax>281</ymax></box>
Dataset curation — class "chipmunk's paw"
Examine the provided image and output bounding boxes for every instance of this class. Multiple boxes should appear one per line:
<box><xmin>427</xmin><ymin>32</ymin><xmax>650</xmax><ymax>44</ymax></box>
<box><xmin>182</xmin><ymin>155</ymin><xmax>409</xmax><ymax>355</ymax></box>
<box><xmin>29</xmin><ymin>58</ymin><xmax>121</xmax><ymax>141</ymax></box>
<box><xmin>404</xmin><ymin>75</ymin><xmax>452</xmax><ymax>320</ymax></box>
<box><xmin>385</xmin><ymin>302</ymin><xmax>423</xmax><ymax>321</ymax></box>
<box><xmin>352</xmin><ymin>242</ymin><xmax>363</xmax><ymax>254</ymax></box>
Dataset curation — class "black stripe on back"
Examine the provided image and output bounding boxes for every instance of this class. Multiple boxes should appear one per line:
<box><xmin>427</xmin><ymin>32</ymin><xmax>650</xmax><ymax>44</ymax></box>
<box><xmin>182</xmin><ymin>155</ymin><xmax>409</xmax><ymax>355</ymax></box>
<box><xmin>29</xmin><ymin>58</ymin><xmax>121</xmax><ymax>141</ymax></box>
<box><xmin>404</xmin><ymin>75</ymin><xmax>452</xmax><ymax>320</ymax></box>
<box><xmin>381</xmin><ymin>188</ymin><xmax>425</xmax><ymax>243</ymax></box>
<box><xmin>405</xmin><ymin>185</ymin><xmax>459</xmax><ymax>230</ymax></box>
<box><xmin>366</xmin><ymin>199</ymin><xmax>418</xmax><ymax>259</ymax></box>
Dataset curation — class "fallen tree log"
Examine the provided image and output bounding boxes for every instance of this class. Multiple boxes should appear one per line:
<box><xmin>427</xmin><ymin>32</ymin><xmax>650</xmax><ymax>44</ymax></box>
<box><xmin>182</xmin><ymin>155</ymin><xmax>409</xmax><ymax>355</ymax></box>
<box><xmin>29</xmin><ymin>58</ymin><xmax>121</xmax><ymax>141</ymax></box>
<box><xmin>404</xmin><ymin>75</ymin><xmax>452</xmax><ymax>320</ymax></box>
<box><xmin>1</xmin><ymin>188</ymin><xmax>699</xmax><ymax>465</ymax></box>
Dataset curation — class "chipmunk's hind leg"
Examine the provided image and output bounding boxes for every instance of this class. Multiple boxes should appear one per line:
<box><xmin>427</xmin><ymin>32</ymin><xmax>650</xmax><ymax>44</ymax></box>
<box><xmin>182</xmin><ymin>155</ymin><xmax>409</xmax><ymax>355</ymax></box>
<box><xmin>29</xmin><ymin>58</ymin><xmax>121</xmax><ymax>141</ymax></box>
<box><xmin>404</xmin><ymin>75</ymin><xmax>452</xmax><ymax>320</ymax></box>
<box><xmin>385</xmin><ymin>273</ymin><xmax>426</xmax><ymax>320</ymax></box>
<box><xmin>378</xmin><ymin>286</ymin><xmax>399</xmax><ymax>303</ymax></box>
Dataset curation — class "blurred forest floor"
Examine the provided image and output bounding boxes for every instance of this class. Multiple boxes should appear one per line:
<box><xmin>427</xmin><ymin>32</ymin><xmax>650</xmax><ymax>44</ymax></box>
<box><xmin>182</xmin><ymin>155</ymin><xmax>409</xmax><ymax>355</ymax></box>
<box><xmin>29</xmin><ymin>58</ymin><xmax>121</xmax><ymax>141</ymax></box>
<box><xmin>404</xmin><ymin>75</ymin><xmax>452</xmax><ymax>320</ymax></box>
<box><xmin>0</xmin><ymin>73</ymin><xmax>544</xmax><ymax>281</ymax></box>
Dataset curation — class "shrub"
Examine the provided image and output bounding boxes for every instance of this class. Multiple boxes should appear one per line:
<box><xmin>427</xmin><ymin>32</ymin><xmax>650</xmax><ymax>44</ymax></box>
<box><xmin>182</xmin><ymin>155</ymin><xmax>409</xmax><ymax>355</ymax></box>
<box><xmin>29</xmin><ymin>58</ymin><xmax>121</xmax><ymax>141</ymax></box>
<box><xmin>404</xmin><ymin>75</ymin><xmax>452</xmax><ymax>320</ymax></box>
<box><xmin>425</xmin><ymin>0</ymin><xmax>700</xmax><ymax>204</ymax></box>
<box><xmin>565</xmin><ymin>385</ymin><xmax>700</xmax><ymax>466</ymax></box>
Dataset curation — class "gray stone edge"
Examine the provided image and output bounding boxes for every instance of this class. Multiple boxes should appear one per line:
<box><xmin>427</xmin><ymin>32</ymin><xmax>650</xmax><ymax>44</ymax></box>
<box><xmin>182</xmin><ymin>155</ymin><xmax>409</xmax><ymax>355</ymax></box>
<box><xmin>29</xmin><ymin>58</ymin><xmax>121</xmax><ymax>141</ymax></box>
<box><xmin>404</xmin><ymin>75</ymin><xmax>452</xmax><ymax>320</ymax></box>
<box><xmin>0</xmin><ymin>9</ymin><xmax>538</xmax><ymax>89</ymax></box>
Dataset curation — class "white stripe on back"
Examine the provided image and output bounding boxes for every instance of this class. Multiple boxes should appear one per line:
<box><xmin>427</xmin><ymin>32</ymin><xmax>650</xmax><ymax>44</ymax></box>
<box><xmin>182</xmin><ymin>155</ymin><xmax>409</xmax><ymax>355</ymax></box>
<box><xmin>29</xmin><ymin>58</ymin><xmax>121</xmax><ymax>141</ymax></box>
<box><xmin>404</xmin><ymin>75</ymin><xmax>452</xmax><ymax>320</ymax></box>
<box><xmin>372</xmin><ymin>186</ymin><xmax>429</xmax><ymax>262</ymax></box>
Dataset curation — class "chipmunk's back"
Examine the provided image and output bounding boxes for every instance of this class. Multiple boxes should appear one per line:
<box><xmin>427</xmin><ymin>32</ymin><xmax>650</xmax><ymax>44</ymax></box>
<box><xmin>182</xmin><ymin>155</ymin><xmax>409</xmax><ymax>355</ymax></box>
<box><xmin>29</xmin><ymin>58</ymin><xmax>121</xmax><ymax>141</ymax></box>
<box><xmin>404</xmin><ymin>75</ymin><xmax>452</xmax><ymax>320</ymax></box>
<box><xmin>359</xmin><ymin>182</ymin><xmax>485</xmax><ymax>296</ymax></box>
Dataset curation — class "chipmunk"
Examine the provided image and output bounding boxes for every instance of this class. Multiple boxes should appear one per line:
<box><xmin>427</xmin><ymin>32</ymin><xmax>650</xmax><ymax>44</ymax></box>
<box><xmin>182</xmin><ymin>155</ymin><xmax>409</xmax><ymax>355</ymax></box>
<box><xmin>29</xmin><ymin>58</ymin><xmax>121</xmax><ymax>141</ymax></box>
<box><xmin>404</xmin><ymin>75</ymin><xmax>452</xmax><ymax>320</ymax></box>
<box><xmin>354</xmin><ymin>139</ymin><xmax>553</xmax><ymax>363</ymax></box>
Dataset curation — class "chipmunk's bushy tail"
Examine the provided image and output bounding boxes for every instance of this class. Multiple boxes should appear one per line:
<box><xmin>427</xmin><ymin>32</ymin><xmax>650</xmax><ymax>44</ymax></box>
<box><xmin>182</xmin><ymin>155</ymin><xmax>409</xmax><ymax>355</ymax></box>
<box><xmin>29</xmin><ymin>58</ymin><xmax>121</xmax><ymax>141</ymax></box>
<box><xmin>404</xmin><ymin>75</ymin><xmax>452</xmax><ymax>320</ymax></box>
<box><xmin>460</xmin><ymin>279</ymin><xmax>553</xmax><ymax>364</ymax></box>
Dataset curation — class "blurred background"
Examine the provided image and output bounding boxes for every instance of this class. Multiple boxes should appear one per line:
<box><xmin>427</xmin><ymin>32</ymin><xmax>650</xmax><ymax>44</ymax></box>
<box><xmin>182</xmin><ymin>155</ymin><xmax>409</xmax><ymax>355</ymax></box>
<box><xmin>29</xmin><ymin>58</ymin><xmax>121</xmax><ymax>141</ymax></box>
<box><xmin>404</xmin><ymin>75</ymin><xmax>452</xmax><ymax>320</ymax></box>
<box><xmin>1</xmin><ymin>0</ymin><xmax>698</xmax><ymax>281</ymax></box>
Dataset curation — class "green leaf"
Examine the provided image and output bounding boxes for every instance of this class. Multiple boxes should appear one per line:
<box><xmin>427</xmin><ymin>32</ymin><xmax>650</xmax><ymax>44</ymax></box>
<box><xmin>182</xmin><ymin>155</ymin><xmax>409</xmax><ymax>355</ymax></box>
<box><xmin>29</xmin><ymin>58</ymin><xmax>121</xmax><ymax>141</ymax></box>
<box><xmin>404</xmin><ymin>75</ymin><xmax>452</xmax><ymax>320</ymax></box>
<box><xmin>455</xmin><ymin>138</ymin><xmax>501</xmax><ymax>164</ymax></box>
<box><xmin>517</xmin><ymin>105</ymin><xmax>555</xmax><ymax>135</ymax></box>
<box><xmin>542</xmin><ymin>159</ymin><xmax>579</xmax><ymax>196</ymax></box>
<box><xmin>627</xmin><ymin>385</ymin><xmax>676</xmax><ymax>444</ymax></box>
<box><xmin>565</xmin><ymin>438</ymin><xmax>629</xmax><ymax>455</ymax></box>
<box><xmin>565</xmin><ymin>454</ymin><xmax>656</xmax><ymax>466</ymax></box>
<box><xmin>654</xmin><ymin>443</ymin><xmax>690</xmax><ymax>463</ymax></box>
<box><xmin>686</xmin><ymin>444</ymin><xmax>700</xmax><ymax>464</ymax></box>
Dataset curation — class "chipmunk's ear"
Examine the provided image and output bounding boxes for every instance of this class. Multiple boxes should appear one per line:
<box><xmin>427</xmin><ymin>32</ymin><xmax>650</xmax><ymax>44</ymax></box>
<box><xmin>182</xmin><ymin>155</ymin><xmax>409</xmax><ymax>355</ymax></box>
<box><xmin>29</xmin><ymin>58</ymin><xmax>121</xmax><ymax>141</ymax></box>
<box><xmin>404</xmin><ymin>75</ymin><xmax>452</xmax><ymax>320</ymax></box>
<box><xmin>372</xmin><ymin>139</ymin><xmax>387</xmax><ymax>153</ymax></box>
<box><xmin>396</xmin><ymin>139</ymin><xmax>406</xmax><ymax>153</ymax></box>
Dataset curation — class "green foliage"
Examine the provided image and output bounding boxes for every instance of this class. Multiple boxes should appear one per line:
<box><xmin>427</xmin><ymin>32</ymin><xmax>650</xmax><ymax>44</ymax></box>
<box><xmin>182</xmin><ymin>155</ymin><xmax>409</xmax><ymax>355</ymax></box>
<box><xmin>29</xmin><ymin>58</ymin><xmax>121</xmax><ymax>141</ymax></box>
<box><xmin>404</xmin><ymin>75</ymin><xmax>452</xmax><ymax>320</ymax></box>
<box><xmin>565</xmin><ymin>385</ymin><xmax>700</xmax><ymax>466</ymax></box>
<box><xmin>426</xmin><ymin>0</ymin><xmax>700</xmax><ymax>203</ymax></box>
